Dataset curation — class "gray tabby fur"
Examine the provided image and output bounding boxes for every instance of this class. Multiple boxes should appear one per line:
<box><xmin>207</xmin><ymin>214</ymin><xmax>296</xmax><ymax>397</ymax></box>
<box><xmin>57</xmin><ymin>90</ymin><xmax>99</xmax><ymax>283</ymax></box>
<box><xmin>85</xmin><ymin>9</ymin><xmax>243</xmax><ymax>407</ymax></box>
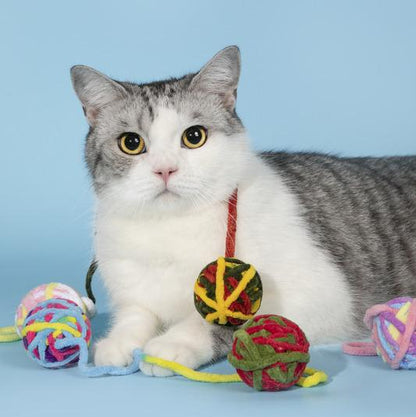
<box><xmin>261</xmin><ymin>152</ymin><xmax>416</xmax><ymax>323</ymax></box>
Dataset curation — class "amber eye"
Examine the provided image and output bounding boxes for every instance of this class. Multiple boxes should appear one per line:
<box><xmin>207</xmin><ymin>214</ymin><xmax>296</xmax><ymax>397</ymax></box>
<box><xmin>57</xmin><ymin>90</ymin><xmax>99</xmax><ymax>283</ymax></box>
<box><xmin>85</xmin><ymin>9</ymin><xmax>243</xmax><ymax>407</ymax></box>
<box><xmin>181</xmin><ymin>125</ymin><xmax>207</xmax><ymax>149</ymax></box>
<box><xmin>118</xmin><ymin>132</ymin><xmax>146</xmax><ymax>155</ymax></box>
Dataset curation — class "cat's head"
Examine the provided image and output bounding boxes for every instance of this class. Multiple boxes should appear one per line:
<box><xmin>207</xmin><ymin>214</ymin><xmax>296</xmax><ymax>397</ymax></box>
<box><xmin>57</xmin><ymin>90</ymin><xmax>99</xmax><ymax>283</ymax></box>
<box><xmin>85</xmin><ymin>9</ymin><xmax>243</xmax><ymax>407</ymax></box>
<box><xmin>71</xmin><ymin>46</ymin><xmax>249</xmax><ymax>215</ymax></box>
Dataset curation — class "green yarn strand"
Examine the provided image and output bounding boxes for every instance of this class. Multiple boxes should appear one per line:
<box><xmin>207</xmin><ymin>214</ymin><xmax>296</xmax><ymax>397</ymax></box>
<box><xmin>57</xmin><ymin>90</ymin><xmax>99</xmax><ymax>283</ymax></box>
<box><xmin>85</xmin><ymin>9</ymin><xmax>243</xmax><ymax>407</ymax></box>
<box><xmin>253</xmin><ymin>369</ymin><xmax>263</xmax><ymax>391</ymax></box>
<box><xmin>228</xmin><ymin>314</ymin><xmax>311</xmax><ymax>391</ymax></box>
<box><xmin>194</xmin><ymin>257</ymin><xmax>263</xmax><ymax>327</ymax></box>
<box><xmin>85</xmin><ymin>260</ymin><xmax>98</xmax><ymax>304</ymax></box>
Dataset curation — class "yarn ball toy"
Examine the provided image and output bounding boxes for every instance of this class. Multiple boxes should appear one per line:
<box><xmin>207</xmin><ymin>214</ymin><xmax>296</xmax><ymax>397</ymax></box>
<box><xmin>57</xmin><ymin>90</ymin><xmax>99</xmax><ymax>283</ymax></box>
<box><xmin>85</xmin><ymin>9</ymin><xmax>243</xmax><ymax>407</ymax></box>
<box><xmin>15</xmin><ymin>283</ymin><xmax>92</xmax><ymax>368</ymax></box>
<box><xmin>136</xmin><ymin>313</ymin><xmax>326</xmax><ymax>390</ymax></box>
<box><xmin>228</xmin><ymin>314</ymin><xmax>311</xmax><ymax>391</ymax></box>
<box><xmin>15</xmin><ymin>282</ymin><xmax>94</xmax><ymax>336</ymax></box>
<box><xmin>1</xmin><ymin>282</ymin><xmax>327</xmax><ymax>388</ymax></box>
<box><xmin>343</xmin><ymin>297</ymin><xmax>416</xmax><ymax>369</ymax></box>
<box><xmin>194</xmin><ymin>256</ymin><xmax>263</xmax><ymax>326</ymax></box>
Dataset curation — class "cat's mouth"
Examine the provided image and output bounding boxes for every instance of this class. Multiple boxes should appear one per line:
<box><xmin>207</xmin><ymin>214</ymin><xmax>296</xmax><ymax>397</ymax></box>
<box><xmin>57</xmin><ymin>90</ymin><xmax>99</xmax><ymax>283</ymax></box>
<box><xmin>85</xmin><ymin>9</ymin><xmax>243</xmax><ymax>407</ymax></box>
<box><xmin>155</xmin><ymin>189</ymin><xmax>179</xmax><ymax>199</ymax></box>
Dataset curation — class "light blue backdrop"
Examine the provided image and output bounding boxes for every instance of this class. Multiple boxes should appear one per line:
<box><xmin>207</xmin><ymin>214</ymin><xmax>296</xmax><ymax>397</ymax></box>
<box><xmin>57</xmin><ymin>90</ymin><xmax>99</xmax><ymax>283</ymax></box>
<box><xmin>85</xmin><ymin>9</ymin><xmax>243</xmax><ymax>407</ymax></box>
<box><xmin>1</xmin><ymin>0</ymin><xmax>416</xmax><ymax>273</ymax></box>
<box><xmin>0</xmin><ymin>3</ymin><xmax>415</xmax><ymax>416</ymax></box>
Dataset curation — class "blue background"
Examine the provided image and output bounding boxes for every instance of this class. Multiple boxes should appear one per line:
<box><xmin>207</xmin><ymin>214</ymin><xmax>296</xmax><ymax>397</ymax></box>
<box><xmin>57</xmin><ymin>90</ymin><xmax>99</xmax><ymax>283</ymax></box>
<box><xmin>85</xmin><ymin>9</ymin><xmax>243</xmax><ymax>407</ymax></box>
<box><xmin>0</xmin><ymin>1</ymin><xmax>415</xmax><ymax>416</ymax></box>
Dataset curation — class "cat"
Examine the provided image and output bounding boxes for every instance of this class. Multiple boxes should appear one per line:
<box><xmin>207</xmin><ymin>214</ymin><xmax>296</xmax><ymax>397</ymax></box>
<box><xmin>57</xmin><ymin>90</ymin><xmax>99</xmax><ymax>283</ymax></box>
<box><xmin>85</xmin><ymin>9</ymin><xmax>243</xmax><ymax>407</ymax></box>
<box><xmin>71</xmin><ymin>46</ymin><xmax>416</xmax><ymax>376</ymax></box>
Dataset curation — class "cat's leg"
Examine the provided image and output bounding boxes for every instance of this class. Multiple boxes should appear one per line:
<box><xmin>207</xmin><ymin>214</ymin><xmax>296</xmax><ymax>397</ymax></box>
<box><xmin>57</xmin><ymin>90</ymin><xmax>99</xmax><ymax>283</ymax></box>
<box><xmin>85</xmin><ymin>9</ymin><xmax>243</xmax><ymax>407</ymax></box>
<box><xmin>140</xmin><ymin>313</ymin><xmax>234</xmax><ymax>377</ymax></box>
<box><xmin>94</xmin><ymin>305</ymin><xmax>159</xmax><ymax>367</ymax></box>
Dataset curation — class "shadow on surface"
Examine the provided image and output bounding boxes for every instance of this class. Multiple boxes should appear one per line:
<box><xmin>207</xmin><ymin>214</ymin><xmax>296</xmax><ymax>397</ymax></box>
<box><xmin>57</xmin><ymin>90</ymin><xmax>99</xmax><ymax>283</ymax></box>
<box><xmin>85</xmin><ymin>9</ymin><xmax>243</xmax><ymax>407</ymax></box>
<box><xmin>347</xmin><ymin>353</ymin><xmax>389</xmax><ymax>371</ymax></box>
<box><xmin>309</xmin><ymin>345</ymin><xmax>348</xmax><ymax>380</ymax></box>
<box><xmin>91</xmin><ymin>312</ymin><xmax>111</xmax><ymax>342</ymax></box>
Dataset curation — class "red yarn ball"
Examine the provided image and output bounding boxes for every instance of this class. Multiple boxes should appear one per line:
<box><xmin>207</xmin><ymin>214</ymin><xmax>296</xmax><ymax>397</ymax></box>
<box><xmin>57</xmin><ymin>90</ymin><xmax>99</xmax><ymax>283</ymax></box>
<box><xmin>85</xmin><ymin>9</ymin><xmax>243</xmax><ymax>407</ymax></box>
<box><xmin>228</xmin><ymin>314</ymin><xmax>310</xmax><ymax>391</ymax></box>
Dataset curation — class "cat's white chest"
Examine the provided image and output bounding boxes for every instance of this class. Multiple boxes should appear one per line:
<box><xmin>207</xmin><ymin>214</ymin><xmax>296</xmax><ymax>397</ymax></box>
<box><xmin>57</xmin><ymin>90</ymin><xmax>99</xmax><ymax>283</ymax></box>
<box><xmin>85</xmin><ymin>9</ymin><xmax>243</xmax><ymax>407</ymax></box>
<box><xmin>95</xmin><ymin>203</ymin><xmax>227</xmax><ymax>323</ymax></box>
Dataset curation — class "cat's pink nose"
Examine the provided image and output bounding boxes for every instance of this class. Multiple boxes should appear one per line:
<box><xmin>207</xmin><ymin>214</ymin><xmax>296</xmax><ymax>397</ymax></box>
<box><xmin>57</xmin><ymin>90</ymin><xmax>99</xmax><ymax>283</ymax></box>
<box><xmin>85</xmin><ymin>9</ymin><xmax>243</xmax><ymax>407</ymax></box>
<box><xmin>153</xmin><ymin>168</ymin><xmax>178</xmax><ymax>184</ymax></box>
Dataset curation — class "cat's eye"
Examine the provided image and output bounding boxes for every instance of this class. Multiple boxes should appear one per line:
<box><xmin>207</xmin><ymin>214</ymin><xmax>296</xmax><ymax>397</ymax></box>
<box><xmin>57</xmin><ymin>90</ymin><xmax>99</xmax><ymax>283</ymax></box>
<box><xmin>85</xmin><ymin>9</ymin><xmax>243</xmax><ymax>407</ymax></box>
<box><xmin>118</xmin><ymin>132</ymin><xmax>146</xmax><ymax>155</ymax></box>
<box><xmin>181</xmin><ymin>125</ymin><xmax>207</xmax><ymax>149</ymax></box>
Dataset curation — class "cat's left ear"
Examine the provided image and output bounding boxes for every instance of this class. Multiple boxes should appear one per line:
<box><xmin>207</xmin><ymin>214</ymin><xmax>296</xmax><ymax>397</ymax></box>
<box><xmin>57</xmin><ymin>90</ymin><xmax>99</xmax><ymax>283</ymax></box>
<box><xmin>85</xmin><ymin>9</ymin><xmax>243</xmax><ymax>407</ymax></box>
<box><xmin>190</xmin><ymin>45</ymin><xmax>241</xmax><ymax>111</ymax></box>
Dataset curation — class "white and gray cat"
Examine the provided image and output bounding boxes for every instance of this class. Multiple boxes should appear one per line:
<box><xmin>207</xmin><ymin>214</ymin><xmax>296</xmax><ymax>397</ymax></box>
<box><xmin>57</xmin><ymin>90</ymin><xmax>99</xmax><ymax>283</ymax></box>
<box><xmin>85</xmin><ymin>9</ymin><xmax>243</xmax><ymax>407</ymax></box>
<box><xmin>71</xmin><ymin>46</ymin><xmax>416</xmax><ymax>376</ymax></box>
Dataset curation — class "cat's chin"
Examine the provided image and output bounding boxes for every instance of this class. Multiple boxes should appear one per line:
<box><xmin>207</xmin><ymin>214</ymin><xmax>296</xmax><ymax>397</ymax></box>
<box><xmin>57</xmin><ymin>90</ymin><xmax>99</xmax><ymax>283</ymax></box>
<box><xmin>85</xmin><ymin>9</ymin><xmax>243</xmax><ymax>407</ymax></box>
<box><xmin>139</xmin><ymin>190</ymin><xmax>192</xmax><ymax>214</ymax></box>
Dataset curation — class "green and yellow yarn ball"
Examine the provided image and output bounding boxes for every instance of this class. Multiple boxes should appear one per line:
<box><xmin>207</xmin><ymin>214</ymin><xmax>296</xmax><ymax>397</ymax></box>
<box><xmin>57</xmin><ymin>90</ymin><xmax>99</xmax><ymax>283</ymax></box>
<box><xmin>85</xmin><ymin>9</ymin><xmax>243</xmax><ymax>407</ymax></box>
<box><xmin>194</xmin><ymin>257</ymin><xmax>263</xmax><ymax>327</ymax></box>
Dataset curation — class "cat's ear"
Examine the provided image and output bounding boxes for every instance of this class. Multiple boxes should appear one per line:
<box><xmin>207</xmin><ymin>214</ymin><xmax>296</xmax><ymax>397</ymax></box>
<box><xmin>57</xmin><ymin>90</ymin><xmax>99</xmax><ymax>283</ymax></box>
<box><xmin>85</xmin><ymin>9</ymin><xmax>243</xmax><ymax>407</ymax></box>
<box><xmin>70</xmin><ymin>65</ymin><xmax>127</xmax><ymax>127</ymax></box>
<box><xmin>190</xmin><ymin>46</ymin><xmax>241</xmax><ymax>110</ymax></box>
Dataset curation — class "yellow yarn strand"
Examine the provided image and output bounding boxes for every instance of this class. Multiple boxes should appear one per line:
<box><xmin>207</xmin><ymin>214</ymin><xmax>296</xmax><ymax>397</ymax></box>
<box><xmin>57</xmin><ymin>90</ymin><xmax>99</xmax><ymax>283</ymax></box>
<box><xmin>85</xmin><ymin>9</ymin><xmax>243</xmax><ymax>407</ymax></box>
<box><xmin>224</xmin><ymin>260</ymin><xmax>240</xmax><ymax>268</ymax></box>
<box><xmin>195</xmin><ymin>257</ymin><xmax>259</xmax><ymax>324</ymax></box>
<box><xmin>193</xmin><ymin>284</ymin><xmax>218</xmax><ymax>310</ymax></box>
<box><xmin>143</xmin><ymin>354</ymin><xmax>327</xmax><ymax>388</ymax></box>
<box><xmin>45</xmin><ymin>283</ymin><xmax>58</xmax><ymax>300</ymax></box>
<box><xmin>205</xmin><ymin>310</ymin><xmax>254</xmax><ymax>323</ymax></box>
<box><xmin>251</xmin><ymin>298</ymin><xmax>261</xmax><ymax>313</ymax></box>
<box><xmin>0</xmin><ymin>326</ymin><xmax>21</xmax><ymax>342</ymax></box>
<box><xmin>297</xmin><ymin>367</ymin><xmax>328</xmax><ymax>387</ymax></box>
<box><xmin>389</xmin><ymin>301</ymin><xmax>411</xmax><ymax>341</ymax></box>
<box><xmin>215</xmin><ymin>257</ymin><xmax>227</xmax><ymax>324</ymax></box>
<box><xmin>144</xmin><ymin>355</ymin><xmax>241</xmax><ymax>383</ymax></box>
<box><xmin>21</xmin><ymin>322</ymin><xmax>81</xmax><ymax>338</ymax></box>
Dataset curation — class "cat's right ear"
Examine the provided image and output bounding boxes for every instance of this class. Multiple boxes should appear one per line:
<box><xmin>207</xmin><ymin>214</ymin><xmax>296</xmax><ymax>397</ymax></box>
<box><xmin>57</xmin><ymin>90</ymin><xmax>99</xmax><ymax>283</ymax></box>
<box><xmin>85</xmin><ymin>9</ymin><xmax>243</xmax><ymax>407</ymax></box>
<box><xmin>70</xmin><ymin>65</ymin><xmax>127</xmax><ymax>127</ymax></box>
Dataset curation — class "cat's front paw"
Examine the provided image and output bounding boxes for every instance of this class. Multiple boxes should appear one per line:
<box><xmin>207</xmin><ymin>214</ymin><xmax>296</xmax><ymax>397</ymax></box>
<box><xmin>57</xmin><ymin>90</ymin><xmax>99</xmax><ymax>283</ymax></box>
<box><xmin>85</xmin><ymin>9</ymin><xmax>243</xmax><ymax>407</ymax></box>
<box><xmin>94</xmin><ymin>335</ymin><xmax>143</xmax><ymax>367</ymax></box>
<box><xmin>140</xmin><ymin>336</ymin><xmax>208</xmax><ymax>377</ymax></box>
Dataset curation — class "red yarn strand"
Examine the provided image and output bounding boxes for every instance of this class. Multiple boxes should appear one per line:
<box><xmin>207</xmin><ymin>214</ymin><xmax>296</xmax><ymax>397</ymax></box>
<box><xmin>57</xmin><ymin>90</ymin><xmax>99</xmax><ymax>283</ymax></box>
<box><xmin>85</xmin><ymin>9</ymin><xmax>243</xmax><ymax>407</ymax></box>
<box><xmin>229</xmin><ymin>315</ymin><xmax>310</xmax><ymax>391</ymax></box>
<box><xmin>225</xmin><ymin>189</ymin><xmax>238</xmax><ymax>258</ymax></box>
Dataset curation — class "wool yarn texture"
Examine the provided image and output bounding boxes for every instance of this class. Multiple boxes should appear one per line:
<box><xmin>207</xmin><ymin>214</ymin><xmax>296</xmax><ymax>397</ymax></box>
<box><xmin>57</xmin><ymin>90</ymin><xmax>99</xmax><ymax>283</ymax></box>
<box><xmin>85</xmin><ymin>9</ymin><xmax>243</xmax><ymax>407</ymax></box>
<box><xmin>21</xmin><ymin>298</ymin><xmax>92</xmax><ymax>368</ymax></box>
<box><xmin>11</xmin><ymin>282</ymin><xmax>94</xmax><ymax>368</ymax></box>
<box><xmin>228</xmin><ymin>314</ymin><xmax>310</xmax><ymax>391</ymax></box>
<box><xmin>344</xmin><ymin>297</ymin><xmax>416</xmax><ymax>369</ymax></box>
<box><xmin>194</xmin><ymin>257</ymin><xmax>263</xmax><ymax>326</ymax></box>
<box><xmin>15</xmin><ymin>282</ymin><xmax>93</xmax><ymax>337</ymax></box>
<box><xmin>1</xmin><ymin>283</ymin><xmax>327</xmax><ymax>388</ymax></box>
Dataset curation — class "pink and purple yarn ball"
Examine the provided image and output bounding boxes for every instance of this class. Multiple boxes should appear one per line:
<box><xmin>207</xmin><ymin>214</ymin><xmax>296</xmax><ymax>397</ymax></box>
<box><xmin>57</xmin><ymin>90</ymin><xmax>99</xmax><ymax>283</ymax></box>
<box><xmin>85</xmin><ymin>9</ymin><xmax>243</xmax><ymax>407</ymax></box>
<box><xmin>365</xmin><ymin>297</ymin><xmax>416</xmax><ymax>369</ymax></box>
<box><xmin>16</xmin><ymin>283</ymin><xmax>92</xmax><ymax>368</ymax></box>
